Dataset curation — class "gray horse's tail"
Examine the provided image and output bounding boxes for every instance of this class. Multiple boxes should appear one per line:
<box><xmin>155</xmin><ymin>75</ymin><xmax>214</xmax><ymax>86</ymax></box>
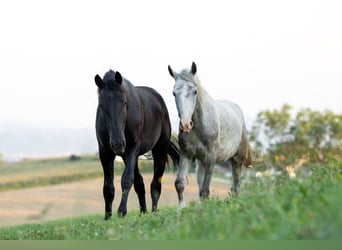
<box><xmin>238</xmin><ymin>127</ymin><xmax>253</xmax><ymax>167</ymax></box>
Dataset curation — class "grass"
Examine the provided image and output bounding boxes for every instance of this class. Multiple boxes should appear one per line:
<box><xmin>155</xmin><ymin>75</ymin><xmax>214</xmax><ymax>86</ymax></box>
<box><xmin>0</xmin><ymin>161</ymin><xmax>341</xmax><ymax>239</ymax></box>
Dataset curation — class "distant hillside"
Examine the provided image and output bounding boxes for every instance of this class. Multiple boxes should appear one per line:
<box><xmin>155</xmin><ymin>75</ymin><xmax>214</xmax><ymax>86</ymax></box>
<box><xmin>0</xmin><ymin>122</ymin><xmax>97</xmax><ymax>161</ymax></box>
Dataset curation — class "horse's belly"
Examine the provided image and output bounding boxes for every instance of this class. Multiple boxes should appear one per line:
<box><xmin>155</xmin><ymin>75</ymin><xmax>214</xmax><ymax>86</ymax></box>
<box><xmin>179</xmin><ymin>132</ymin><xmax>240</xmax><ymax>163</ymax></box>
<box><xmin>138</xmin><ymin>126</ymin><xmax>164</xmax><ymax>155</ymax></box>
<box><xmin>215</xmin><ymin>145</ymin><xmax>239</xmax><ymax>162</ymax></box>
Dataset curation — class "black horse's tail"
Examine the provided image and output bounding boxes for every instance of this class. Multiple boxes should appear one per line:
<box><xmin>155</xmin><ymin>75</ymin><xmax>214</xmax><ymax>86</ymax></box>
<box><xmin>167</xmin><ymin>141</ymin><xmax>180</xmax><ymax>170</ymax></box>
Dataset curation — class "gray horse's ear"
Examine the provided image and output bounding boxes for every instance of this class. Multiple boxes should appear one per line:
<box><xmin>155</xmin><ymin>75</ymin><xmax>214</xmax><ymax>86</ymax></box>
<box><xmin>190</xmin><ymin>62</ymin><xmax>197</xmax><ymax>75</ymax></box>
<box><xmin>168</xmin><ymin>65</ymin><xmax>176</xmax><ymax>78</ymax></box>
<box><xmin>115</xmin><ymin>71</ymin><xmax>123</xmax><ymax>84</ymax></box>
<box><xmin>95</xmin><ymin>74</ymin><xmax>104</xmax><ymax>89</ymax></box>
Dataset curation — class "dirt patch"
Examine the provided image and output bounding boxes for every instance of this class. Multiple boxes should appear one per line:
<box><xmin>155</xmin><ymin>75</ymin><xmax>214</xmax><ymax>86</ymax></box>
<box><xmin>0</xmin><ymin>172</ymin><xmax>231</xmax><ymax>227</ymax></box>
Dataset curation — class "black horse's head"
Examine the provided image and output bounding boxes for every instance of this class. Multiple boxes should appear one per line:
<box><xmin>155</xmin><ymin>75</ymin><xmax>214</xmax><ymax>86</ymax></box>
<box><xmin>95</xmin><ymin>70</ymin><xmax>127</xmax><ymax>154</ymax></box>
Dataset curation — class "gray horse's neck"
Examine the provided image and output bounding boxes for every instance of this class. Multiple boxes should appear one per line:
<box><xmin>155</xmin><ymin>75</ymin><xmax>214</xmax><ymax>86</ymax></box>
<box><xmin>192</xmin><ymin>89</ymin><xmax>218</xmax><ymax>140</ymax></box>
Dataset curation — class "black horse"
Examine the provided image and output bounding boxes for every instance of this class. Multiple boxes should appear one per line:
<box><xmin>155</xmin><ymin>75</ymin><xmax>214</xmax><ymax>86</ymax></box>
<box><xmin>94</xmin><ymin>69</ymin><xmax>179</xmax><ymax>219</ymax></box>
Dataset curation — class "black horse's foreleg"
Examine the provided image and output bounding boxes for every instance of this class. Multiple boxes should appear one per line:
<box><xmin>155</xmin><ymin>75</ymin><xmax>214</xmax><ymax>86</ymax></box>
<box><xmin>99</xmin><ymin>148</ymin><xmax>115</xmax><ymax>220</ymax></box>
<box><xmin>134</xmin><ymin>165</ymin><xmax>147</xmax><ymax>214</ymax></box>
<box><xmin>118</xmin><ymin>153</ymin><xmax>137</xmax><ymax>217</ymax></box>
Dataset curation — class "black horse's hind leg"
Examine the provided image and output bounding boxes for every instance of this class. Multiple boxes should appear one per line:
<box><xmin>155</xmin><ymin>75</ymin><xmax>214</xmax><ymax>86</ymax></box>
<box><xmin>150</xmin><ymin>149</ymin><xmax>167</xmax><ymax>212</ymax></box>
<box><xmin>133</xmin><ymin>164</ymin><xmax>147</xmax><ymax>214</ymax></box>
<box><xmin>99</xmin><ymin>148</ymin><xmax>115</xmax><ymax>220</ymax></box>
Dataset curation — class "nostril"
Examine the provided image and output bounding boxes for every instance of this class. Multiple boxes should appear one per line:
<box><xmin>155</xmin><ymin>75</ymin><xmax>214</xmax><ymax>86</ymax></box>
<box><xmin>189</xmin><ymin>121</ymin><xmax>193</xmax><ymax>127</ymax></box>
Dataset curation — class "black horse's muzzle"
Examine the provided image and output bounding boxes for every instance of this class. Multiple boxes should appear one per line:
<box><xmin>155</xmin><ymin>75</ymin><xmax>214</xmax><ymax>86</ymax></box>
<box><xmin>110</xmin><ymin>139</ymin><xmax>126</xmax><ymax>154</ymax></box>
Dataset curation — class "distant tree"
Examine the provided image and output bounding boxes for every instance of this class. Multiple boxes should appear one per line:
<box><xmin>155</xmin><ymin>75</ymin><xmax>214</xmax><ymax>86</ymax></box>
<box><xmin>249</xmin><ymin>104</ymin><xmax>293</xmax><ymax>159</ymax></box>
<box><xmin>250</xmin><ymin>104</ymin><xmax>342</xmax><ymax>164</ymax></box>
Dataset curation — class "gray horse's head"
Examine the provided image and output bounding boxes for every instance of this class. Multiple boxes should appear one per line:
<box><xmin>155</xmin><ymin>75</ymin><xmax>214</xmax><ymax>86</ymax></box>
<box><xmin>168</xmin><ymin>62</ymin><xmax>199</xmax><ymax>133</ymax></box>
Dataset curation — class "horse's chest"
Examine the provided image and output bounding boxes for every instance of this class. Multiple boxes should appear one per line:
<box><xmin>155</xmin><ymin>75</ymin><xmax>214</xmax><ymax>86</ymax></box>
<box><xmin>179</xmin><ymin>133</ymin><xmax>207</xmax><ymax>159</ymax></box>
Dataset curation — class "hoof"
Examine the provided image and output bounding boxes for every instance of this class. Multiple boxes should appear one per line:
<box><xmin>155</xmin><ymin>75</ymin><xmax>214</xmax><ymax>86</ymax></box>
<box><xmin>117</xmin><ymin>210</ymin><xmax>127</xmax><ymax>218</ymax></box>
<box><xmin>104</xmin><ymin>211</ymin><xmax>112</xmax><ymax>220</ymax></box>
<box><xmin>151</xmin><ymin>206</ymin><xmax>158</xmax><ymax>213</ymax></box>
<box><xmin>178</xmin><ymin>201</ymin><xmax>186</xmax><ymax>210</ymax></box>
<box><xmin>230</xmin><ymin>187</ymin><xmax>239</xmax><ymax>197</ymax></box>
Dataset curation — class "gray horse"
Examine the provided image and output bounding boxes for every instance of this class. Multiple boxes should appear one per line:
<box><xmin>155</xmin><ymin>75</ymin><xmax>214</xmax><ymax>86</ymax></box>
<box><xmin>168</xmin><ymin>62</ymin><xmax>252</xmax><ymax>208</ymax></box>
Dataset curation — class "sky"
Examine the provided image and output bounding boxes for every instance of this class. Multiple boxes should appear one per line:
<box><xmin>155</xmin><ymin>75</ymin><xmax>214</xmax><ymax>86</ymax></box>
<box><xmin>0</xmin><ymin>0</ymin><xmax>341</xmax><ymax>131</ymax></box>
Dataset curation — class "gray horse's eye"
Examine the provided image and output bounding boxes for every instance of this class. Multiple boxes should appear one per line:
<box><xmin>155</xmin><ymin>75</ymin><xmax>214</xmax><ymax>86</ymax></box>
<box><xmin>193</xmin><ymin>90</ymin><xmax>197</xmax><ymax>95</ymax></box>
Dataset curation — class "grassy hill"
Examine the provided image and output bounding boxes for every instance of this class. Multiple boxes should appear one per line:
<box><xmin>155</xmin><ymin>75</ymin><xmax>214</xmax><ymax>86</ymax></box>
<box><xmin>0</xmin><ymin>159</ymin><xmax>341</xmax><ymax>239</ymax></box>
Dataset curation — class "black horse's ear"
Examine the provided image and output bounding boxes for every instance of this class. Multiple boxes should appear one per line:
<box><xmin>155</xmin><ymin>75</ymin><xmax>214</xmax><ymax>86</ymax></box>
<box><xmin>190</xmin><ymin>62</ymin><xmax>197</xmax><ymax>75</ymax></box>
<box><xmin>168</xmin><ymin>65</ymin><xmax>176</xmax><ymax>78</ymax></box>
<box><xmin>115</xmin><ymin>71</ymin><xmax>123</xmax><ymax>84</ymax></box>
<box><xmin>95</xmin><ymin>74</ymin><xmax>104</xmax><ymax>89</ymax></box>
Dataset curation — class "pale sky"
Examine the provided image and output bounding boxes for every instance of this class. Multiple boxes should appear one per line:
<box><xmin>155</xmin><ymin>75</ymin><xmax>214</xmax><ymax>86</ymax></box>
<box><xmin>1</xmin><ymin>0</ymin><xmax>341</xmax><ymax>130</ymax></box>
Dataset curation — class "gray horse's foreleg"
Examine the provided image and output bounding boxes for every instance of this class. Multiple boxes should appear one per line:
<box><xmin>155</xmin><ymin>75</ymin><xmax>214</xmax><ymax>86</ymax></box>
<box><xmin>196</xmin><ymin>160</ymin><xmax>205</xmax><ymax>192</ymax></box>
<box><xmin>175</xmin><ymin>156</ymin><xmax>192</xmax><ymax>208</ymax></box>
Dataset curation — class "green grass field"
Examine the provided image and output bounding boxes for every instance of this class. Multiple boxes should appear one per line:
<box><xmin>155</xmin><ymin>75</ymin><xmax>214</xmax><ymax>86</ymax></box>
<box><xmin>0</xmin><ymin>157</ymin><xmax>341</xmax><ymax>240</ymax></box>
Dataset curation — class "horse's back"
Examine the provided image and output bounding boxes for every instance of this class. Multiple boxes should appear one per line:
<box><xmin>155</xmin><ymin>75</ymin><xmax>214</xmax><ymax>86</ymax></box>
<box><xmin>136</xmin><ymin>86</ymin><xmax>168</xmax><ymax>110</ymax></box>
<box><xmin>216</xmin><ymin>100</ymin><xmax>245</xmax><ymax>127</ymax></box>
<box><xmin>134</xmin><ymin>86</ymin><xmax>172</xmax><ymax>146</ymax></box>
<box><xmin>135</xmin><ymin>86</ymin><xmax>170</xmax><ymax>121</ymax></box>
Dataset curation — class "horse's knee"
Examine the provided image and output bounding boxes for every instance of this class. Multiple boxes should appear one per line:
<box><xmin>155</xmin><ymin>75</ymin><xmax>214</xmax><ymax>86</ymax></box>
<box><xmin>175</xmin><ymin>179</ymin><xmax>184</xmax><ymax>193</ymax></box>
<box><xmin>150</xmin><ymin>178</ymin><xmax>162</xmax><ymax>191</ymax></box>
<box><xmin>121</xmin><ymin>176</ymin><xmax>134</xmax><ymax>191</ymax></box>
<box><xmin>151</xmin><ymin>188</ymin><xmax>161</xmax><ymax>201</ymax></box>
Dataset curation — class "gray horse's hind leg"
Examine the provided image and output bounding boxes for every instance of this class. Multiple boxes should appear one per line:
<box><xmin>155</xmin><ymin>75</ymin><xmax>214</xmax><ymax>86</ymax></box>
<box><xmin>230</xmin><ymin>127</ymin><xmax>253</xmax><ymax>197</ymax></box>
<box><xmin>231</xmin><ymin>156</ymin><xmax>242</xmax><ymax>196</ymax></box>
